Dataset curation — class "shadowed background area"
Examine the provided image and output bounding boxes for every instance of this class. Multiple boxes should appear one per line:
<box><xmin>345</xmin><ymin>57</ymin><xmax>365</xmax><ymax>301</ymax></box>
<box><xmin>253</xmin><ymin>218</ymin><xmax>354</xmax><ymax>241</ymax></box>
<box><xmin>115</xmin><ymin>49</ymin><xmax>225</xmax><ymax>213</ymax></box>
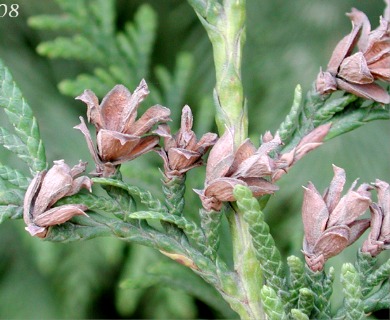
<box><xmin>0</xmin><ymin>0</ymin><xmax>388</xmax><ymax>318</ymax></box>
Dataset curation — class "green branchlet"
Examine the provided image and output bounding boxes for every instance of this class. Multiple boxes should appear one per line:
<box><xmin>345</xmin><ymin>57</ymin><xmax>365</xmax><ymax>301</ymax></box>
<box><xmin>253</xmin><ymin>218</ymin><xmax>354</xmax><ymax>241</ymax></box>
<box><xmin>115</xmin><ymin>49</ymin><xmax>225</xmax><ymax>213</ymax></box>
<box><xmin>0</xmin><ymin>59</ymin><xmax>46</xmax><ymax>173</ymax></box>
<box><xmin>234</xmin><ymin>185</ymin><xmax>287</xmax><ymax>302</ymax></box>
<box><xmin>297</xmin><ymin>288</ymin><xmax>315</xmax><ymax>317</ymax></box>
<box><xmin>363</xmin><ymin>280</ymin><xmax>390</xmax><ymax>314</ymax></box>
<box><xmin>92</xmin><ymin>177</ymin><xmax>167</xmax><ymax>214</ymax></box>
<box><xmin>287</xmin><ymin>255</ymin><xmax>306</xmax><ymax>310</ymax></box>
<box><xmin>129</xmin><ymin>210</ymin><xmax>208</xmax><ymax>254</ymax></box>
<box><xmin>160</xmin><ymin>174</ymin><xmax>187</xmax><ymax>239</ymax></box>
<box><xmin>0</xmin><ymin>59</ymin><xmax>46</xmax><ymax>223</ymax></box>
<box><xmin>290</xmin><ymin>308</ymin><xmax>310</xmax><ymax>320</ymax></box>
<box><xmin>162</xmin><ymin>174</ymin><xmax>186</xmax><ymax>216</ymax></box>
<box><xmin>304</xmin><ymin>267</ymin><xmax>334</xmax><ymax>320</ymax></box>
<box><xmin>340</xmin><ymin>263</ymin><xmax>365</xmax><ymax>320</ymax></box>
<box><xmin>260</xmin><ymin>285</ymin><xmax>287</xmax><ymax>320</ymax></box>
<box><xmin>277</xmin><ymin>84</ymin><xmax>302</xmax><ymax>145</ymax></box>
<box><xmin>227</xmin><ymin>185</ymin><xmax>264</xmax><ymax>319</ymax></box>
<box><xmin>355</xmin><ymin>250</ymin><xmax>378</xmax><ymax>297</ymax></box>
<box><xmin>327</xmin><ymin>98</ymin><xmax>390</xmax><ymax>140</ymax></box>
<box><xmin>0</xmin><ymin>1</ymin><xmax>389</xmax><ymax>319</ymax></box>
<box><xmin>199</xmin><ymin>208</ymin><xmax>222</xmax><ymax>260</ymax></box>
<box><xmin>0</xmin><ymin>162</ymin><xmax>30</xmax><ymax>190</ymax></box>
<box><xmin>280</xmin><ymin>83</ymin><xmax>390</xmax><ymax>153</ymax></box>
<box><xmin>0</xmin><ymin>205</ymin><xmax>22</xmax><ymax>222</ymax></box>
<box><xmin>366</xmin><ymin>258</ymin><xmax>390</xmax><ymax>290</ymax></box>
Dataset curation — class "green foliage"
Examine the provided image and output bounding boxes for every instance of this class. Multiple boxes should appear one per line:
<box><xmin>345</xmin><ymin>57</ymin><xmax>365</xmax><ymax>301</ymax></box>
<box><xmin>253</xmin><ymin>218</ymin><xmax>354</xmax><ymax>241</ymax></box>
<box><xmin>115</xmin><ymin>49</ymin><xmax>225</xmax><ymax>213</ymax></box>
<box><xmin>304</xmin><ymin>267</ymin><xmax>334</xmax><ymax>320</ymax></box>
<box><xmin>355</xmin><ymin>250</ymin><xmax>379</xmax><ymax>296</ymax></box>
<box><xmin>287</xmin><ymin>255</ymin><xmax>306</xmax><ymax>309</ymax></box>
<box><xmin>0</xmin><ymin>0</ymin><xmax>389</xmax><ymax>318</ymax></box>
<box><xmin>199</xmin><ymin>208</ymin><xmax>222</xmax><ymax>260</ymax></box>
<box><xmin>0</xmin><ymin>59</ymin><xmax>46</xmax><ymax>223</ymax></box>
<box><xmin>277</xmin><ymin>84</ymin><xmax>302</xmax><ymax>143</ymax></box>
<box><xmin>0</xmin><ymin>162</ymin><xmax>30</xmax><ymax>190</ymax></box>
<box><xmin>118</xmin><ymin>246</ymin><xmax>235</xmax><ymax>319</ymax></box>
<box><xmin>0</xmin><ymin>59</ymin><xmax>46</xmax><ymax>174</ymax></box>
<box><xmin>29</xmin><ymin>0</ymin><xmax>155</xmax><ymax>95</ymax></box>
<box><xmin>28</xmin><ymin>0</ymin><xmax>194</xmax><ymax>114</ymax></box>
<box><xmin>233</xmin><ymin>185</ymin><xmax>287</xmax><ymax>301</ymax></box>
<box><xmin>92</xmin><ymin>177</ymin><xmax>167</xmax><ymax>213</ymax></box>
<box><xmin>260</xmin><ymin>285</ymin><xmax>287</xmax><ymax>320</ymax></box>
<box><xmin>366</xmin><ymin>258</ymin><xmax>390</xmax><ymax>290</ymax></box>
<box><xmin>162</xmin><ymin>175</ymin><xmax>186</xmax><ymax>216</ymax></box>
<box><xmin>128</xmin><ymin>210</ymin><xmax>208</xmax><ymax>253</ymax></box>
<box><xmin>340</xmin><ymin>263</ymin><xmax>365</xmax><ymax>320</ymax></box>
<box><xmin>297</xmin><ymin>288</ymin><xmax>315</xmax><ymax>317</ymax></box>
<box><xmin>278</xmin><ymin>85</ymin><xmax>390</xmax><ymax>152</ymax></box>
<box><xmin>290</xmin><ymin>308</ymin><xmax>310</xmax><ymax>320</ymax></box>
<box><xmin>363</xmin><ymin>280</ymin><xmax>390</xmax><ymax>314</ymax></box>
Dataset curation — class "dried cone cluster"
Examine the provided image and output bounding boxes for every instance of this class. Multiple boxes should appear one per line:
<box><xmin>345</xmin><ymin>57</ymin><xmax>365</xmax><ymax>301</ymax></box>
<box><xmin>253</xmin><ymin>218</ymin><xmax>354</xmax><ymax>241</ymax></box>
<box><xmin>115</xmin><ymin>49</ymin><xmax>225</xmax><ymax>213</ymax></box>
<box><xmin>75</xmin><ymin>79</ymin><xmax>171</xmax><ymax>177</ymax></box>
<box><xmin>316</xmin><ymin>1</ymin><xmax>390</xmax><ymax>104</ymax></box>
<box><xmin>155</xmin><ymin>105</ymin><xmax>218</xmax><ymax>180</ymax></box>
<box><xmin>362</xmin><ymin>179</ymin><xmax>390</xmax><ymax>256</ymax></box>
<box><xmin>22</xmin><ymin>50</ymin><xmax>389</xmax><ymax>268</ymax></box>
<box><xmin>23</xmin><ymin>160</ymin><xmax>92</xmax><ymax>238</ymax></box>
<box><xmin>302</xmin><ymin>165</ymin><xmax>372</xmax><ymax>271</ymax></box>
<box><xmin>195</xmin><ymin>128</ymin><xmax>281</xmax><ymax>211</ymax></box>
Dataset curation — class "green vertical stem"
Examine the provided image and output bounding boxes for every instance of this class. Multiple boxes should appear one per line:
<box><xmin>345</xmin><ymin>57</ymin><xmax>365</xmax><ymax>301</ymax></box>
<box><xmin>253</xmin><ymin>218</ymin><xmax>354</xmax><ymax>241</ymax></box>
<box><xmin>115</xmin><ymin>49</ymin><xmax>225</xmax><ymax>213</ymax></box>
<box><xmin>214</xmin><ymin>0</ymin><xmax>247</xmax><ymax>142</ymax></box>
<box><xmin>188</xmin><ymin>1</ymin><xmax>264</xmax><ymax>318</ymax></box>
<box><xmin>227</xmin><ymin>205</ymin><xmax>265</xmax><ymax>320</ymax></box>
<box><xmin>189</xmin><ymin>0</ymin><xmax>247</xmax><ymax>144</ymax></box>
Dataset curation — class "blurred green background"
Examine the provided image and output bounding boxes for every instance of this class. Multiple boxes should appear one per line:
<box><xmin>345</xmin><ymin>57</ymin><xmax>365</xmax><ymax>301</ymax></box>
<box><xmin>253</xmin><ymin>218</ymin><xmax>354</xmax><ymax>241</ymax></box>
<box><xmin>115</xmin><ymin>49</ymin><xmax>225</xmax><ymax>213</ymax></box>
<box><xmin>0</xmin><ymin>0</ymin><xmax>389</xmax><ymax>318</ymax></box>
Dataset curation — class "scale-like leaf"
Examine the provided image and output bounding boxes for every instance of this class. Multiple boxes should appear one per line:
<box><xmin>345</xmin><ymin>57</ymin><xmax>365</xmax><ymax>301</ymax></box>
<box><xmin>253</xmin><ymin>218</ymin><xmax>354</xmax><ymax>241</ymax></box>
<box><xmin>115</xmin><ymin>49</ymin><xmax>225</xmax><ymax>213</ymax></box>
<box><xmin>366</xmin><ymin>258</ymin><xmax>390</xmax><ymax>291</ymax></box>
<box><xmin>37</xmin><ymin>36</ymin><xmax>105</xmax><ymax>63</ymax></box>
<box><xmin>57</xmin><ymin>193</ymin><xmax>123</xmax><ymax>216</ymax></box>
<box><xmin>93</xmin><ymin>177</ymin><xmax>167</xmax><ymax>213</ymax></box>
<box><xmin>260</xmin><ymin>285</ymin><xmax>287</xmax><ymax>320</ymax></box>
<box><xmin>0</xmin><ymin>188</ymin><xmax>23</xmax><ymax>206</ymax></box>
<box><xmin>162</xmin><ymin>174</ymin><xmax>186</xmax><ymax>216</ymax></box>
<box><xmin>199</xmin><ymin>208</ymin><xmax>221</xmax><ymax>260</ymax></box>
<box><xmin>291</xmin><ymin>309</ymin><xmax>309</xmax><ymax>320</ymax></box>
<box><xmin>0</xmin><ymin>205</ymin><xmax>22</xmax><ymax>223</ymax></box>
<box><xmin>277</xmin><ymin>85</ymin><xmax>302</xmax><ymax>144</ymax></box>
<box><xmin>233</xmin><ymin>185</ymin><xmax>287</xmax><ymax>302</ymax></box>
<box><xmin>0</xmin><ymin>59</ymin><xmax>46</xmax><ymax>173</ymax></box>
<box><xmin>354</xmin><ymin>250</ymin><xmax>378</xmax><ymax>297</ymax></box>
<box><xmin>155</xmin><ymin>52</ymin><xmax>194</xmax><ymax>116</ymax></box>
<box><xmin>279</xmin><ymin>84</ymin><xmax>389</xmax><ymax>154</ymax></box>
<box><xmin>129</xmin><ymin>210</ymin><xmax>207</xmax><ymax>251</ymax></box>
<box><xmin>0</xmin><ymin>127</ymin><xmax>31</xmax><ymax>163</ymax></box>
<box><xmin>117</xmin><ymin>4</ymin><xmax>157</xmax><ymax>80</ymax></box>
<box><xmin>327</xmin><ymin>100</ymin><xmax>390</xmax><ymax>140</ymax></box>
<box><xmin>363</xmin><ymin>280</ymin><xmax>390</xmax><ymax>314</ymax></box>
<box><xmin>305</xmin><ymin>266</ymin><xmax>334</xmax><ymax>320</ymax></box>
<box><xmin>287</xmin><ymin>255</ymin><xmax>306</xmax><ymax>309</ymax></box>
<box><xmin>0</xmin><ymin>162</ymin><xmax>30</xmax><ymax>189</ymax></box>
<box><xmin>28</xmin><ymin>14</ymin><xmax>82</xmax><ymax>31</ymax></box>
<box><xmin>340</xmin><ymin>263</ymin><xmax>365</xmax><ymax>320</ymax></box>
<box><xmin>312</xmin><ymin>94</ymin><xmax>357</xmax><ymax>127</ymax></box>
<box><xmin>297</xmin><ymin>288</ymin><xmax>315</xmax><ymax>318</ymax></box>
